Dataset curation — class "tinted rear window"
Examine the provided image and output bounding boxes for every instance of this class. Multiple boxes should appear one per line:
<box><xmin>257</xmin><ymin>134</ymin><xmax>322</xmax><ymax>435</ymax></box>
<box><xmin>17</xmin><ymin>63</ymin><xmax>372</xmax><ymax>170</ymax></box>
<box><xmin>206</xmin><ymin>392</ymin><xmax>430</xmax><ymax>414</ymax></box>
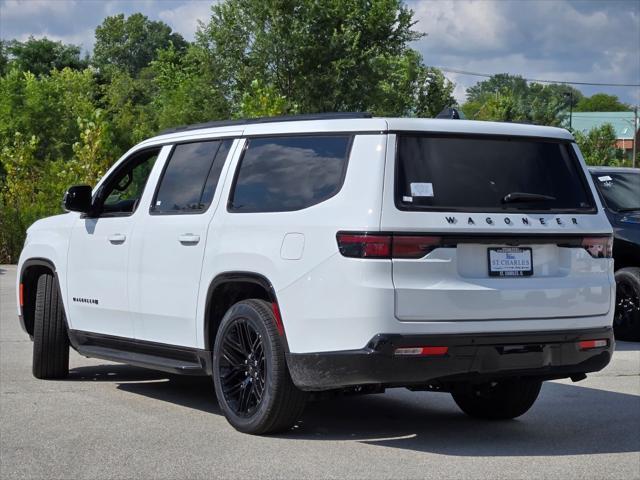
<box><xmin>152</xmin><ymin>139</ymin><xmax>232</xmax><ymax>213</ymax></box>
<box><xmin>396</xmin><ymin>135</ymin><xmax>595</xmax><ymax>212</ymax></box>
<box><xmin>229</xmin><ymin>135</ymin><xmax>351</xmax><ymax>212</ymax></box>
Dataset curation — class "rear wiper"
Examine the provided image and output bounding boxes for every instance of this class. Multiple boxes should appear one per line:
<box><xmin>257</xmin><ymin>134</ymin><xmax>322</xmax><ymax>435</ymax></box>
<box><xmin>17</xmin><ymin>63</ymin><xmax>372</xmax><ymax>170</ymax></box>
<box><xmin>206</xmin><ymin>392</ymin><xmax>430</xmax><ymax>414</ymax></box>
<box><xmin>502</xmin><ymin>192</ymin><xmax>557</xmax><ymax>204</ymax></box>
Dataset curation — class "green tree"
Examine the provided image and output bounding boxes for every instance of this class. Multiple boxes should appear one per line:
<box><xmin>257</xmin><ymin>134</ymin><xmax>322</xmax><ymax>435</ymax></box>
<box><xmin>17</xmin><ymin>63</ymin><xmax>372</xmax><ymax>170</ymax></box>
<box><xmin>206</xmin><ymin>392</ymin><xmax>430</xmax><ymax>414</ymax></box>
<box><xmin>462</xmin><ymin>74</ymin><xmax>582</xmax><ymax>126</ymax></box>
<box><xmin>0</xmin><ymin>133</ymin><xmax>49</xmax><ymax>262</ymax></box>
<box><xmin>0</xmin><ymin>41</ymin><xmax>9</xmax><ymax>76</ymax></box>
<box><xmin>0</xmin><ymin>68</ymin><xmax>97</xmax><ymax>160</ymax></box>
<box><xmin>466</xmin><ymin>74</ymin><xmax>529</xmax><ymax>103</ymax></box>
<box><xmin>150</xmin><ymin>44</ymin><xmax>230</xmax><ymax>128</ymax></box>
<box><xmin>197</xmin><ymin>0</ymin><xmax>438</xmax><ymax>115</ymax></box>
<box><xmin>93</xmin><ymin>13</ymin><xmax>188</xmax><ymax>77</ymax></box>
<box><xmin>575</xmin><ymin>93</ymin><xmax>630</xmax><ymax>112</ymax></box>
<box><xmin>574</xmin><ymin>123</ymin><xmax>626</xmax><ymax>166</ymax></box>
<box><xmin>236</xmin><ymin>79</ymin><xmax>291</xmax><ymax>118</ymax></box>
<box><xmin>6</xmin><ymin>37</ymin><xmax>88</xmax><ymax>75</ymax></box>
<box><xmin>101</xmin><ymin>69</ymin><xmax>159</xmax><ymax>148</ymax></box>
<box><xmin>413</xmin><ymin>66</ymin><xmax>455</xmax><ymax>117</ymax></box>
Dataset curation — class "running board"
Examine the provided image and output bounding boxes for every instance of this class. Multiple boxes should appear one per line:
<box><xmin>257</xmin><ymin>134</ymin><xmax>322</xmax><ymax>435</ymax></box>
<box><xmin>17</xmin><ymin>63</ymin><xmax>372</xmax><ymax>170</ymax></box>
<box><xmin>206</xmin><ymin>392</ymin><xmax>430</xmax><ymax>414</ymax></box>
<box><xmin>68</xmin><ymin>330</ymin><xmax>212</xmax><ymax>376</ymax></box>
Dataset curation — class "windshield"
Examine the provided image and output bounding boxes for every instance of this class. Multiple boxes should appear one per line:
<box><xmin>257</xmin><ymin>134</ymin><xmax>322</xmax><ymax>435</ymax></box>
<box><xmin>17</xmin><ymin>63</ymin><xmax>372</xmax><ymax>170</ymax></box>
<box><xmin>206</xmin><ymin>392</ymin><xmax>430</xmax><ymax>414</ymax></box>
<box><xmin>395</xmin><ymin>135</ymin><xmax>595</xmax><ymax>213</ymax></box>
<box><xmin>592</xmin><ymin>172</ymin><xmax>640</xmax><ymax>212</ymax></box>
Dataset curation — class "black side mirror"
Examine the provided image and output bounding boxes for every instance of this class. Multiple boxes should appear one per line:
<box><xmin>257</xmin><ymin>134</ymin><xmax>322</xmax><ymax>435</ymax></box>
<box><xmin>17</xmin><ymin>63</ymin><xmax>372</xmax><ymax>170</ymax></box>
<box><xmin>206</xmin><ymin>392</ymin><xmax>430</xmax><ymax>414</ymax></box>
<box><xmin>63</xmin><ymin>185</ymin><xmax>93</xmax><ymax>213</ymax></box>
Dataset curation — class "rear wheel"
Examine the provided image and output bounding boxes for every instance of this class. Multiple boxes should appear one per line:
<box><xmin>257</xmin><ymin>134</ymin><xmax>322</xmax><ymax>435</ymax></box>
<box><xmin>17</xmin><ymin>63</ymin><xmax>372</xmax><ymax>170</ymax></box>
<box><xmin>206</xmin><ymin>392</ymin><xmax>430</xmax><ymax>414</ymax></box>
<box><xmin>212</xmin><ymin>299</ymin><xmax>307</xmax><ymax>434</ymax></box>
<box><xmin>452</xmin><ymin>379</ymin><xmax>542</xmax><ymax>420</ymax></box>
<box><xmin>32</xmin><ymin>273</ymin><xmax>69</xmax><ymax>379</ymax></box>
<box><xmin>613</xmin><ymin>267</ymin><xmax>640</xmax><ymax>342</ymax></box>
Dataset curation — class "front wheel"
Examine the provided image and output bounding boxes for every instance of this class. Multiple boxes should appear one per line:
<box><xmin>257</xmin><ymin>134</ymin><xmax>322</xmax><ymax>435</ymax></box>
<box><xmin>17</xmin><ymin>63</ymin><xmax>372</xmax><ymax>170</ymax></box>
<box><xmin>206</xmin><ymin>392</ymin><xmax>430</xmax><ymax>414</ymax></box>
<box><xmin>452</xmin><ymin>379</ymin><xmax>542</xmax><ymax>420</ymax></box>
<box><xmin>32</xmin><ymin>273</ymin><xmax>69</xmax><ymax>379</ymax></box>
<box><xmin>212</xmin><ymin>299</ymin><xmax>307</xmax><ymax>434</ymax></box>
<box><xmin>613</xmin><ymin>267</ymin><xmax>640</xmax><ymax>342</ymax></box>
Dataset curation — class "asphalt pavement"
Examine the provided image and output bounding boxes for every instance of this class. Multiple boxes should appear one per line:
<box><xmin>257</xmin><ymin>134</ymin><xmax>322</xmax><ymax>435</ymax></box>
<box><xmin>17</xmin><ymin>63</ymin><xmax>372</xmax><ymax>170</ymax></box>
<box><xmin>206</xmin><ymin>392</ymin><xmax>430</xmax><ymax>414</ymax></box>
<box><xmin>1</xmin><ymin>264</ymin><xmax>639</xmax><ymax>479</ymax></box>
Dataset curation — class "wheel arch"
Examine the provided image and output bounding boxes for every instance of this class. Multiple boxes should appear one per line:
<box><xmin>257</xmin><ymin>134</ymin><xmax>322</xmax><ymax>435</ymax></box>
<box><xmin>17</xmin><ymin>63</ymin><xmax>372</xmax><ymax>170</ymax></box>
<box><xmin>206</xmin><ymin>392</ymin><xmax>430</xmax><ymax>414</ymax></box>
<box><xmin>203</xmin><ymin>271</ymin><xmax>289</xmax><ymax>352</ymax></box>
<box><xmin>19</xmin><ymin>258</ymin><xmax>58</xmax><ymax>337</ymax></box>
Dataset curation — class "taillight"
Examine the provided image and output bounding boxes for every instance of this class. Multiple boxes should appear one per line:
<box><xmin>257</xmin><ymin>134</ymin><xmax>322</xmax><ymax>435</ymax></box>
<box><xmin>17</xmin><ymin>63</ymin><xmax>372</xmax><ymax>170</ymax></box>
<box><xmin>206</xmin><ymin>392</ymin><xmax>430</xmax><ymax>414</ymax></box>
<box><xmin>395</xmin><ymin>346</ymin><xmax>449</xmax><ymax>356</ymax></box>
<box><xmin>581</xmin><ymin>236</ymin><xmax>613</xmax><ymax>258</ymax></box>
<box><xmin>336</xmin><ymin>232</ymin><xmax>442</xmax><ymax>259</ymax></box>
<box><xmin>578</xmin><ymin>339</ymin><xmax>608</xmax><ymax>350</ymax></box>
<box><xmin>336</xmin><ymin>233</ymin><xmax>391</xmax><ymax>258</ymax></box>
<box><xmin>392</xmin><ymin>236</ymin><xmax>442</xmax><ymax>258</ymax></box>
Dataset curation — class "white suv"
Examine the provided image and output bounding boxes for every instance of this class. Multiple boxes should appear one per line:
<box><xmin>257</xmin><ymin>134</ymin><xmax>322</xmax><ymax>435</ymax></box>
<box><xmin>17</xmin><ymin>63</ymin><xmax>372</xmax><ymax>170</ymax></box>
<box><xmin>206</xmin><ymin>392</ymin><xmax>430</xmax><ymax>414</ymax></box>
<box><xmin>17</xmin><ymin>113</ymin><xmax>615</xmax><ymax>434</ymax></box>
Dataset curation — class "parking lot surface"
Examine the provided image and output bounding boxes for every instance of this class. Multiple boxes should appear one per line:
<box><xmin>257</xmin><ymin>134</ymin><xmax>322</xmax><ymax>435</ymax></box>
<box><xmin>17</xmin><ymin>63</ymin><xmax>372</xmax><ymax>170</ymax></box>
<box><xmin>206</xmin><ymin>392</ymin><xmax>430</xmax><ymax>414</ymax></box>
<box><xmin>1</xmin><ymin>265</ymin><xmax>639</xmax><ymax>479</ymax></box>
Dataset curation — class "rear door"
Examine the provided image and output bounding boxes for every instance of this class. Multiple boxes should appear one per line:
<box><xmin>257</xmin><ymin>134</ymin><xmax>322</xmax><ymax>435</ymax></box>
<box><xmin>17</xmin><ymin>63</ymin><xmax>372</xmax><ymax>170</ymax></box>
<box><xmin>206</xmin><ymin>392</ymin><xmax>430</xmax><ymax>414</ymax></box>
<box><xmin>129</xmin><ymin>138</ymin><xmax>237</xmax><ymax>346</ymax></box>
<box><xmin>381</xmin><ymin>133</ymin><xmax>612</xmax><ymax>322</ymax></box>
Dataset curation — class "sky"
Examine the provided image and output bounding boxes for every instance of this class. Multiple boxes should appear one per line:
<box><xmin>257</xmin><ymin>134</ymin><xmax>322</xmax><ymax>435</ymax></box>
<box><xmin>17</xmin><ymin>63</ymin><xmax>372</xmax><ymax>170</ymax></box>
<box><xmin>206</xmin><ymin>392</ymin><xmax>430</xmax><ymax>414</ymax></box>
<box><xmin>1</xmin><ymin>0</ymin><xmax>639</xmax><ymax>104</ymax></box>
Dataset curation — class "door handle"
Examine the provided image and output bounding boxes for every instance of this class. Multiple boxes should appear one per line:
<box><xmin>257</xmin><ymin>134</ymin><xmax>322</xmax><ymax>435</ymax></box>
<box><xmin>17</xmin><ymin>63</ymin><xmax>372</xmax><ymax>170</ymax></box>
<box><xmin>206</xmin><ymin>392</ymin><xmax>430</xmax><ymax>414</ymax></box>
<box><xmin>178</xmin><ymin>233</ymin><xmax>200</xmax><ymax>245</ymax></box>
<box><xmin>108</xmin><ymin>233</ymin><xmax>126</xmax><ymax>244</ymax></box>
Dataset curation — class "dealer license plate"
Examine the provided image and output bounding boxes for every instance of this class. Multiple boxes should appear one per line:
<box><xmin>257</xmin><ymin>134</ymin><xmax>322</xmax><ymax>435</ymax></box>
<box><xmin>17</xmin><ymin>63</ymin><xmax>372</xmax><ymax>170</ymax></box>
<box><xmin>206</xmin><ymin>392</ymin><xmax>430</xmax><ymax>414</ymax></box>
<box><xmin>488</xmin><ymin>247</ymin><xmax>533</xmax><ymax>277</ymax></box>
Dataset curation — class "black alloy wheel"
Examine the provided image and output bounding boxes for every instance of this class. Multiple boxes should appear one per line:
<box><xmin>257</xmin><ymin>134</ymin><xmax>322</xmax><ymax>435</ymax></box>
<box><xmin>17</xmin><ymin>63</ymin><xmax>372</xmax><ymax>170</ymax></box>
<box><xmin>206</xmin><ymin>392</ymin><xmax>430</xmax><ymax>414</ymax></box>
<box><xmin>613</xmin><ymin>267</ymin><xmax>640</xmax><ymax>341</ymax></box>
<box><xmin>212</xmin><ymin>299</ymin><xmax>307</xmax><ymax>434</ymax></box>
<box><xmin>219</xmin><ymin>318</ymin><xmax>266</xmax><ymax>417</ymax></box>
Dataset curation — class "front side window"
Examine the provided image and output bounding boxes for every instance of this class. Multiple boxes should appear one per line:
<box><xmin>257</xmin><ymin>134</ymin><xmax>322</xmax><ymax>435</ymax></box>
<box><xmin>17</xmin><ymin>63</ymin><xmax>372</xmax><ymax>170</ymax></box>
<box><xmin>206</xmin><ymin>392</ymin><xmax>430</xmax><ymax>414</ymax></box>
<box><xmin>396</xmin><ymin>135</ymin><xmax>595</xmax><ymax>213</ymax></box>
<box><xmin>229</xmin><ymin>135</ymin><xmax>351</xmax><ymax>212</ymax></box>
<box><xmin>100</xmin><ymin>148</ymin><xmax>160</xmax><ymax>215</ymax></box>
<box><xmin>152</xmin><ymin>139</ymin><xmax>233</xmax><ymax>214</ymax></box>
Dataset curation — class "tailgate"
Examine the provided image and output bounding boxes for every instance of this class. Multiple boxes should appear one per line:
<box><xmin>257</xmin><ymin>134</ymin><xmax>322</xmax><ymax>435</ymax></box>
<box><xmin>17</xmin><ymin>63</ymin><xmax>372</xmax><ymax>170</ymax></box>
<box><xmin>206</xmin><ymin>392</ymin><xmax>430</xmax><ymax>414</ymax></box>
<box><xmin>382</xmin><ymin>132</ymin><xmax>613</xmax><ymax>322</ymax></box>
<box><xmin>392</xmin><ymin>238</ymin><xmax>611</xmax><ymax>321</ymax></box>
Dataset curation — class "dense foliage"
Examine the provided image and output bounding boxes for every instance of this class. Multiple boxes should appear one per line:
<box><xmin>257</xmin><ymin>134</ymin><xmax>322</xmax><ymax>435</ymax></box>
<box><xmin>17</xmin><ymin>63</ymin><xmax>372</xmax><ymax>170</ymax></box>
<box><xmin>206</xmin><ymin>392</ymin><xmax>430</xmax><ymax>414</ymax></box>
<box><xmin>0</xmin><ymin>2</ymin><xmax>634</xmax><ymax>263</ymax></box>
<box><xmin>461</xmin><ymin>74</ymin><xmax>584</xmax><ymax>126</ymax></box>
<box><xmin>573</xmin><ymin>123</ymin><xmax>627</xmax><ymax>166</ymax></box>
<box><xmin>575</xmin><ymin>93</ymin><xmax>630</xmax><ymax>112</ymax></box>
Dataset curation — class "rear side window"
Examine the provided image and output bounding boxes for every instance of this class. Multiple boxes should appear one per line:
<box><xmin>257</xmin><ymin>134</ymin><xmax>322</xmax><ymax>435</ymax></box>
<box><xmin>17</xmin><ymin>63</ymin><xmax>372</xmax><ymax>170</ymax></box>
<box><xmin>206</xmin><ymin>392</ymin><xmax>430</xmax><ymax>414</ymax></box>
<box><xmin>592</xmin><ymin>172</ymin><xmax>640</xmax><ymax>212</ymax></box>
<box><xmin>152</xmin><ymin>139</ymin><xmax>233</xmax><ymax>214</ymax></box>
<box><xmin>229</xmin><ymin>135</ymin><xmax>351</xmax><ymax>212</ymax></box>
<box><xmin>396</xmin><ymin>135</ymin><xmax>595</xmax><ymax>213</ymax></box>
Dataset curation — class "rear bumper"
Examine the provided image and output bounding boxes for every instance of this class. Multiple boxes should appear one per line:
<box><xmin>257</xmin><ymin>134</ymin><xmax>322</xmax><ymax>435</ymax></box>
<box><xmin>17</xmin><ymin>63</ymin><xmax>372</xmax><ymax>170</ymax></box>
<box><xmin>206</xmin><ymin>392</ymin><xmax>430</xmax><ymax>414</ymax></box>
<box><xmin>286</xmin><ymin>328</ymin><xmax>614</xmax><ymax>391</ymax></box>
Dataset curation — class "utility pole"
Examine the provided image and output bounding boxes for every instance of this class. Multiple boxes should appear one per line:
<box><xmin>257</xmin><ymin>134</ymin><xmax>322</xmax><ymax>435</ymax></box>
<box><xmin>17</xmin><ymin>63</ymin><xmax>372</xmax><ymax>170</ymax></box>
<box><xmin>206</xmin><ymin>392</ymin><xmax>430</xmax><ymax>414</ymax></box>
<box><xmin>563</xmin><ymin>91</ymin><xmax>573</xmax><ymax>129</ymax></box>
<box><xmin>633</xmin><ymin>105</ymin><xmax>638</xmax><ymax>168</ymax></box>
<box><xmin>569</xmin><ymin>91</ymin><xmax>573</xmax><ymax>130</ymax></box>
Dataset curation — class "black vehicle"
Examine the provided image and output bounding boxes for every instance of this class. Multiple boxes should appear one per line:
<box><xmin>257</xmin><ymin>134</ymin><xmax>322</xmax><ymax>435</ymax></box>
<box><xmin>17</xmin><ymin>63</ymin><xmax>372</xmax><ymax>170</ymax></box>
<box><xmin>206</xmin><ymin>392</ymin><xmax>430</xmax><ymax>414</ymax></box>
<box><xmin>590</xmin><ymin>167</ymin><xmax>640</xmax><ymax>341</ymax></box>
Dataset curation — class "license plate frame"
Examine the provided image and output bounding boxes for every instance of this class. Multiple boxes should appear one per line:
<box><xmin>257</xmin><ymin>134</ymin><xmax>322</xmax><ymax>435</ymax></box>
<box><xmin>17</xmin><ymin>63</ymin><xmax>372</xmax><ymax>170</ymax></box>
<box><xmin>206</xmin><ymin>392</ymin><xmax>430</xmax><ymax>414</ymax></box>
<box><xmin>487</xmin><ymin>247</ymin><xmax>533</xmax><ymax>277</ymax></box>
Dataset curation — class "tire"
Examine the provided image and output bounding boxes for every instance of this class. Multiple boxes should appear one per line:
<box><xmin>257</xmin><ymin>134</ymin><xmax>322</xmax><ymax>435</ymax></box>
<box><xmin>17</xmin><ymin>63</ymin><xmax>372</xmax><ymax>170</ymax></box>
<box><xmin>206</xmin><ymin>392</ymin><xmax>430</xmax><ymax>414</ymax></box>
<box><xmin>32</xmin><ymin>273</ymin><xmax>69</xmax><ymax>379</ymax></box>
<box><xmin>452</xmin><ymin>379</ymin><xmax>542</xmax><ymax>420</ymax></box>
<box><xmin>212</xmin><ymin>299</ymin><xmax>307</xmax><ymax>434</ymax></box>
<box><xmin>613</xmin><ymin>267</ymin><xmax>640</xmax><ymax>342</ymax></box>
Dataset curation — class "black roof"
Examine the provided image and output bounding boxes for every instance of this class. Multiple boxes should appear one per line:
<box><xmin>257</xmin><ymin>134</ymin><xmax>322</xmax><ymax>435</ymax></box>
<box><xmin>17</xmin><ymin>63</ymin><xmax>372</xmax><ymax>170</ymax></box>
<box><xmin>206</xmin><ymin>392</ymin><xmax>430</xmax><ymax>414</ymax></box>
<box><xmin>158</xmin><ymin>112</ymin><xmax>373</xmax><ymax>135</ymax></box>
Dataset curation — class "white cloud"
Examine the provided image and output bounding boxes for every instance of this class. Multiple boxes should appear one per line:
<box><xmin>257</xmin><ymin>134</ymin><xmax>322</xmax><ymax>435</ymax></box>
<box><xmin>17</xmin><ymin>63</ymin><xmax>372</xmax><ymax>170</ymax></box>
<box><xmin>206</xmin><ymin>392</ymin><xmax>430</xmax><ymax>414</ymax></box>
<box><xmin>411</xmin><ymin>0</ymin><xmax>512</xmax><ymax>54</ymax></box>
<box><xmin>158</xmin><ymin>1</ymin><xmax>215</xmax><ymax>40</ymax></box>
<box><xmin>408</xmin><ymin>0</ymin><xmax>640</xmax><ymax>104</ymax></box>
<box><xmin>1</xmin><ymin>0</ymin><xmax>76</xmax><ymax>20</ymax></box>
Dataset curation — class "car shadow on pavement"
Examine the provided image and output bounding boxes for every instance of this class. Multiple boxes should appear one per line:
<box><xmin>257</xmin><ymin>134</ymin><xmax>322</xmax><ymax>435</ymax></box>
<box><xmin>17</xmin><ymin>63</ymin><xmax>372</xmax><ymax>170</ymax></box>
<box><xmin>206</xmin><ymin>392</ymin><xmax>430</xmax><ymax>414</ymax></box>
<box><xmin>287</xmin><ymin>382</ymin><xmax>640</xmax><ymax>457</ymax></box>
<box><xmin>69</xmin><ymin>363</ymin><xmax>639</xmax><ymax>457</ymax></box>
<box><xmin>69</xmin><ymin>364</ymin><xmax>222</xmax><ymax>415</ymax></box>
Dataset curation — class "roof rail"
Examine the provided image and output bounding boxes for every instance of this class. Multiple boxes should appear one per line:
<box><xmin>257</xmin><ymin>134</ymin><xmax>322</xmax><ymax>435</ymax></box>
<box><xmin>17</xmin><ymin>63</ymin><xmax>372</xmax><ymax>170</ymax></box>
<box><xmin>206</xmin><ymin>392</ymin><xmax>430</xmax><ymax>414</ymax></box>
<box><xmin>158</xmin><ymin>112</ymin><xmax>373</xmax><ymax>135</ymax></box>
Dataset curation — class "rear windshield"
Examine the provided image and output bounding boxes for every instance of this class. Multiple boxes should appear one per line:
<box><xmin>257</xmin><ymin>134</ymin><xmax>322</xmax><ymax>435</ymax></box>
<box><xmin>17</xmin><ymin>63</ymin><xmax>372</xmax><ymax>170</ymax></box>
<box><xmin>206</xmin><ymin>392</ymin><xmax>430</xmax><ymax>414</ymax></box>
<box><xmin>592</xmin><ymin>172</ymin><xmax>640</xmax><ymax>212</ymax></box>
<box><xmin>396</xmin><ymin>135</ymin><xmax>595</xmax><ymax>213</ymax></box>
